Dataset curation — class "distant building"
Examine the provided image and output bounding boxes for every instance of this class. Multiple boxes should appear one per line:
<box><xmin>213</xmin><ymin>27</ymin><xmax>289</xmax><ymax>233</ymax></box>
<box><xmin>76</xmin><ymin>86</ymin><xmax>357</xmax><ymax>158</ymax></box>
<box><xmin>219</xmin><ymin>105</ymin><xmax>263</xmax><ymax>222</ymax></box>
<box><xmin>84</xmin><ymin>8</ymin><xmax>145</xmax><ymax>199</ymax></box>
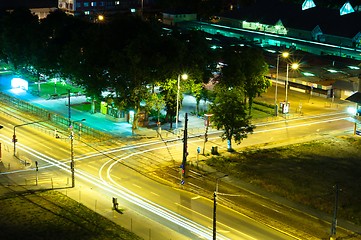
<box><xmin>162</xmin><ymin>11</ymin><xmax>197</xmax><ymax>26</ymax></box>
<box><xmin>216</xmin><ymin>0</ymin><xmax>361</xmax><ymax>50</ymax></box>
<box><xmin>57</xmin><ymin>0</ymin><xmax>155</xmax><ymax>17</ymax></box>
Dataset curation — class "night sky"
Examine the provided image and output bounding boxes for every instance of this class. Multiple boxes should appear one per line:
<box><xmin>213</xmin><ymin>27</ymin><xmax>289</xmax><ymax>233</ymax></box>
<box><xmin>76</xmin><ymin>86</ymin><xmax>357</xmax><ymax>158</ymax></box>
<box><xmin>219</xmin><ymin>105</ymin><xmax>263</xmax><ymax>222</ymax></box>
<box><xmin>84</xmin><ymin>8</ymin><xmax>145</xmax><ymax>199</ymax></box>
<box><xmin>0</xmin><ymin>0</ymin><xmax>57</xmax><ymax>9</ymax></box>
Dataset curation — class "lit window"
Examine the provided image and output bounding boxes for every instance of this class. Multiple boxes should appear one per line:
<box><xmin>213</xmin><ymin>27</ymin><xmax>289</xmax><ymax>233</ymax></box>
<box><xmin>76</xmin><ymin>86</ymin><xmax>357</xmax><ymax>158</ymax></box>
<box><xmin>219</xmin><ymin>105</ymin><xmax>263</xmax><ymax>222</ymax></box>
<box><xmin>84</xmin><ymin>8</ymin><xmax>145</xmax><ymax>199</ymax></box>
<box><xmin>84</xmin><ymin>2</ymin><xmax>89</xmax><ymax>7</ymax></box>
<box><xmin>91</xmin><ymin>2</ymin><xmax>96</xmax><ymax>6</ymax></box>
<box><xmin>84</xmin><ymin>11</ymin><xmax>90</xmax><ymax>15</ymax></box>
<box><xmin>115</xmin><ymin>1</ymin><xmax>120</xmax><ymax>5</ymax></box>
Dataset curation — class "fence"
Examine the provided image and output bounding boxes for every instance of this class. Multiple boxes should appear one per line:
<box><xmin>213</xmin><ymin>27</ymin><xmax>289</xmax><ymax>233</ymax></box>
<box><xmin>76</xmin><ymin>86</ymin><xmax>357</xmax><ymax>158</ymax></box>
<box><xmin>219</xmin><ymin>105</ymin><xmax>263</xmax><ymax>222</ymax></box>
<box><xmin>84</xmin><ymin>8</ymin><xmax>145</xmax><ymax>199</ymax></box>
<box><xmin>0</xmin><ymin>92</ymin><xmax>109</xmax><ymax>141</ymax></box>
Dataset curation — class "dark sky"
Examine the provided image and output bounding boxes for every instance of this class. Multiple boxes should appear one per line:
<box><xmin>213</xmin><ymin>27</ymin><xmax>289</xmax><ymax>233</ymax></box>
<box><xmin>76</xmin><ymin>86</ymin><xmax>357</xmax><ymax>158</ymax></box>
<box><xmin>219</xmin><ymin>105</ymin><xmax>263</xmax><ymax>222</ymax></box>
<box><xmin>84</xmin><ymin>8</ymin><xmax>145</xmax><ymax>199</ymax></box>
<box><xmin>0</xmin><ymin>0</ymin><xmax>57</xmax><ymax>9</ymax></box>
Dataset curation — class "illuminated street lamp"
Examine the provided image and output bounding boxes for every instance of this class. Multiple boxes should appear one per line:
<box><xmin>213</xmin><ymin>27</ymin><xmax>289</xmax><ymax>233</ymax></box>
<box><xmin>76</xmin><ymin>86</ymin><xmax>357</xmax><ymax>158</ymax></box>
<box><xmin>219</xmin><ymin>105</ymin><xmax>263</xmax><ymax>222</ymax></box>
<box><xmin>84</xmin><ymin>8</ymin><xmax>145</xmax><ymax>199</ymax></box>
<box><xmin>98</xmin><ymin>14</ymin><xmax>104</xmax><ymax>22</ymax></box>
<box><xmin>285</xmin><ymin>62</ymin><xmax>299</xmax><ymax>108</ymax></box>
<box><xmin>275</xmin><ymin>52</ymin><xmax>289</xmax><ymax>116</ymax></box>
<box><xmin>175</xmin><ymin>73</ymin><xmax>188</xmax><ymax>129</ymax></box>
<box><xmin>213</xmin><ymin>174</ymin><xmax>228</xmax><ymax>240</ymax></box>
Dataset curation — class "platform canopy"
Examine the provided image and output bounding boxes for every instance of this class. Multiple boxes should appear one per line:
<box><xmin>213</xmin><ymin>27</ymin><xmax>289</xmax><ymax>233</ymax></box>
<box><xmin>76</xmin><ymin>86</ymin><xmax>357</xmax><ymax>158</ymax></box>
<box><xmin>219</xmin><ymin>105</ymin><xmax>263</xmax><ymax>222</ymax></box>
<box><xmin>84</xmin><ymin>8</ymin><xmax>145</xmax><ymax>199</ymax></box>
<box><xmin>346</xmin><ymin>92</ymin><xmax>361</xmax><ymax>104</ymax></box>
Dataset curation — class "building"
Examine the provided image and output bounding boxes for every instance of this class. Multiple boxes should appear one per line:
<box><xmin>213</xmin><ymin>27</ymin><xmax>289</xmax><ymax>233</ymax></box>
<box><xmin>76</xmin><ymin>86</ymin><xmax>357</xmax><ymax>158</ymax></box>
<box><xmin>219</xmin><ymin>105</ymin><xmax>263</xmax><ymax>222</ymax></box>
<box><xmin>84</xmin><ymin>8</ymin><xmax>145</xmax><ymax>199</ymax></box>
<box><xmin>57</xmin><ymin>0</ymin><xmax>155</xmax><ymax>17</ymax></box>
<box><xmin>162</xmin><ymin>10</ymin><xmax>197</xmax><ymax>26</ymax></box>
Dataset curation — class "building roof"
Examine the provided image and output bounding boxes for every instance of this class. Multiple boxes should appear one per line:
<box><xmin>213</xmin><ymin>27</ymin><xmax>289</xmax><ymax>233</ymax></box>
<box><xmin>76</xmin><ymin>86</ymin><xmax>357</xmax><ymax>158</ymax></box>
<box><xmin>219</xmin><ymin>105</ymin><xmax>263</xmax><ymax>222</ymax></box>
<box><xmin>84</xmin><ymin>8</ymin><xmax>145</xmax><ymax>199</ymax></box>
<box><xmin>220</xmin><ymin>0</ymin><xmax>361</xmax><ymax>39</ymax></box>
<box><xmin>346</xmin><ymin>92</ymin><xmax>361</xmax><ymax>103</ymax></box>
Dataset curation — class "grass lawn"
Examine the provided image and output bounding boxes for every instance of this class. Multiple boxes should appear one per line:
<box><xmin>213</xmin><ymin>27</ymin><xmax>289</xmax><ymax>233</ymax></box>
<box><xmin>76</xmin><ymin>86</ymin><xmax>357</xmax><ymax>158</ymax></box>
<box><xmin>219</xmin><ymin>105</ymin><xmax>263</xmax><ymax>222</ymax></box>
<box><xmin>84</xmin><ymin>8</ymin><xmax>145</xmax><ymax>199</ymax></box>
<box><xmin>206</xmin><ymin>135</ymin><xmax>361</xmax><ymax>225</ymax></box>
<box><xmin>28</xmin><ymin>82</ymin><xmax>84</xmax><ymax>99</ymax></box>
<box><xmin>0</xmin><ymin>186</ymin><xmax>142</xmax><ymax>240</ymax></box>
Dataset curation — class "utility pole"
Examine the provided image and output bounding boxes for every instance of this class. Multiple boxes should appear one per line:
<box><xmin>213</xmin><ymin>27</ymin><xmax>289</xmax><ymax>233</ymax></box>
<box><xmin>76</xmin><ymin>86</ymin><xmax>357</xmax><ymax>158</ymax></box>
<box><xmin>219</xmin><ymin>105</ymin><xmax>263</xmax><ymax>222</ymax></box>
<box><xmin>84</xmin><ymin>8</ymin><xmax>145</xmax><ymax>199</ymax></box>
<box><xmin>213</xmin><ymin>175</ymin><xmax>228</xmax><ymax>240</ymax></box>
<box><xmin>203</xmin><ymin>114</ymin><xmax>212</xmax><ymax>155</ymax></box>
<box><xmin>68</xmin><ymin>89</ymin><xmax>71</xmax><ymax>126</ymax></box>
<box><xmin>330</xmin><ymin>184</ymin><xmax>340</xmax><ymax>239</ymax></box>
<box><xmin>70</xmin><ymin>130</ymin><xmax>75</xmax><ymax>188</ymax></box>
<box><xmin>35</xmin><ymin>161</ymin><xmax>39</xmax><ymax>186</ymax></box>
<box><xmin>181</xmin><ymin>113</ymin><xmax>188</xmax><ymax>184</ymax></box>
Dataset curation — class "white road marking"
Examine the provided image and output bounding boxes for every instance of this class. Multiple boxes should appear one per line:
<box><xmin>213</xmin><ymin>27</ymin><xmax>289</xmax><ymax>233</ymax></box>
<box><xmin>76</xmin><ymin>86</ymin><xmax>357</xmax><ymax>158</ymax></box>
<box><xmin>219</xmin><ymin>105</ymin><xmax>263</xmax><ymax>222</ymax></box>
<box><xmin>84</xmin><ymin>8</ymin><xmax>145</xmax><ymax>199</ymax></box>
<box><xmin>191</xmin><ymin>195</ymin><xmax>201</xmax><ymax>200</ymax></box>
<box><xmin>132</xmin><ymin>183</ymin><xmax>142</xmax><ymax>189</ymax></box>
<box><xmin>150</xmin><ymin>192</ymin><xmax>160</xmax><ymax>197</ymax></box>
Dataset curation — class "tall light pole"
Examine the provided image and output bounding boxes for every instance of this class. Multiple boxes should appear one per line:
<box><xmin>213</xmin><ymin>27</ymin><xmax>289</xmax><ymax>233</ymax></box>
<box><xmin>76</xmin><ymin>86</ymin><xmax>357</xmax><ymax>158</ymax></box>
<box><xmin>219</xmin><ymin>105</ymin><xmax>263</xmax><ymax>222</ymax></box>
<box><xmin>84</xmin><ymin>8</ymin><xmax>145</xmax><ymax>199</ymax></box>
<box><xmin>70</xmin><ymin>118</ymin><xmax>86</xmax><ymax>188</ymax></box>
<box><xmin>176</xmin><ymin>73</ymin><xmax>188</xmax><ymax>129</ymax></box>
<box><xmin>13</xmin><ymin>119</ymin><xmax>50</xmax><ymax>156</ymax></box>
<box><xmin>285</xmin><ymin>62</ymin><xmax>299</xmax><ymax>112</ymax></box>
<box><xmin>275</xmin><ymin>52</ymin><xmax>289</xmax><ymax>116</ymax></box>
<box><xmin>213</xmin><ymin>174</ymin><xmax>228</xmax><ymax>240</ymax></box>
<box><xmin>0</xmin><ymin>125</ymin><xmax>3</xmax><ymax>160</ymax></box>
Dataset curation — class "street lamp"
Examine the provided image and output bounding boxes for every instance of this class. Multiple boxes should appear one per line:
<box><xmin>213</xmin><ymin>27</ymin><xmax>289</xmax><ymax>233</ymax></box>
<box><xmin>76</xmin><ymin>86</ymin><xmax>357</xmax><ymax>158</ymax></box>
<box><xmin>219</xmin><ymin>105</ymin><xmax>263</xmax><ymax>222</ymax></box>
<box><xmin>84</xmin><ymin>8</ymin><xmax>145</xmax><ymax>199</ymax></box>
<box><xmin>175</xmin><ymin>73</ymin><xmax>188</xmax><ymax>129</ymax></box>
<box><xmin>213</xmin><ymin>174</ymin><xmax>228</xmax><ymax>240</ymax></box>
<box><xmin>98</xmin><ymin>14</ymin><xmax>104</xmax><ymax>22</ymax></box>
<box><xmin>70</xmin><ymin>118</ymin><xmax>86</xmax><ymax>188</ymax></box>
<box><xmin>13</xmin><ymin>119</ymin><xmax>50</xmax><ymax>156</ymax></box>
<box><xmin>0</xmin><ymin>125</ymin><xmax>3</xmax><ymax>160</ymax></box>
<box><xmin>275</xmin><ymin>52</ymin><xmax>289</xmax><ymax>116</ymax></box>
<box><xmin>285</xmin><ymin>62</ymin><xmax>299</xmax><ymax>110</ymax></box>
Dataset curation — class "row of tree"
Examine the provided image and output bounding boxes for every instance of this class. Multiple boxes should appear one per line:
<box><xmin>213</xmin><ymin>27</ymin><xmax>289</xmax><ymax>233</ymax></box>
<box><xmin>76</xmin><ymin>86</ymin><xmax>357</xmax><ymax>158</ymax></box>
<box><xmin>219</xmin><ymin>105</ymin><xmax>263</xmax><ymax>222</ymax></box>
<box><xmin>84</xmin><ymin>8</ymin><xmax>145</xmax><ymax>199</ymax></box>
<box><xmin>0</xmin><ymin>8</ymin><xmax>270</xmax><ymax>150</ymax></box>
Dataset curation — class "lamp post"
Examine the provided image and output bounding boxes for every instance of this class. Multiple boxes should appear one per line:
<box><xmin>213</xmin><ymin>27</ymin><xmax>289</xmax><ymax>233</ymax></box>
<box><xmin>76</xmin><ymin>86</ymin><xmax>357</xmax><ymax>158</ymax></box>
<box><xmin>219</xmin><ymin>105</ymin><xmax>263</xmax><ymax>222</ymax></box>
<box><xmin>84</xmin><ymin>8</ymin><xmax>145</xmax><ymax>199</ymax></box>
<box><xmin>213</xmin><ymin>174</ymin><xmax>228</xmax><ymax>240</ymax></box>
<box><xmin>13</xmin><ymin>119</ymin><xmax>50</xmax><ymax>156</ymax></box>
<box><xmin>175</xmin><ymin>73</ymin><xmax>188</xmax><ymax>129</ymax></box>
<box><xmin>69</xmin><ymin>118</ymin><xmax>86</xmax><ymax>188</ymax></box>
<box><xmin>0</xmin><ymin>125</ymin><xmax>3</xmax><ymax>160</ymax></box>
<box><xmin>285</xmin><ymin>62</ymin><xmax>299</xmax><ymax>112</ymax></box>
<box><xmin>275</xmin><ymin>52</ymin><xmax>289</xmax><ymax>116</ymax></box>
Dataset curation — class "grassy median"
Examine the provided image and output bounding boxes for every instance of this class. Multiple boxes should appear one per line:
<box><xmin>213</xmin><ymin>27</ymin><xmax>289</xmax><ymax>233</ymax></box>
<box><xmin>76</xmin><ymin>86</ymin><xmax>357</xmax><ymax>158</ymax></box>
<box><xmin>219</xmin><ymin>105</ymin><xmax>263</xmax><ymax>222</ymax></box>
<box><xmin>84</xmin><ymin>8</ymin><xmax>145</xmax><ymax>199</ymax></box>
<box><xmin>0</xmin><ymin>186</ymin><xmax>142</xmax><ymax>240</ymax></box>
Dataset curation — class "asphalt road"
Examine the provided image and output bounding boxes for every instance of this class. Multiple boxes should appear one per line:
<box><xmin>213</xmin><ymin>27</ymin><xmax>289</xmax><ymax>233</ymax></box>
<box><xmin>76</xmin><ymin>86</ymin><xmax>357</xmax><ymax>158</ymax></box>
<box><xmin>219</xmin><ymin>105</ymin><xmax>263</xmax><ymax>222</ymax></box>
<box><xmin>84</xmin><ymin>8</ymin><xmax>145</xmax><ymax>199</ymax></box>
<box><xmin>1</xmin><ymin>105</ymin><xmax>357</xmax><ymax>239</ymax></box>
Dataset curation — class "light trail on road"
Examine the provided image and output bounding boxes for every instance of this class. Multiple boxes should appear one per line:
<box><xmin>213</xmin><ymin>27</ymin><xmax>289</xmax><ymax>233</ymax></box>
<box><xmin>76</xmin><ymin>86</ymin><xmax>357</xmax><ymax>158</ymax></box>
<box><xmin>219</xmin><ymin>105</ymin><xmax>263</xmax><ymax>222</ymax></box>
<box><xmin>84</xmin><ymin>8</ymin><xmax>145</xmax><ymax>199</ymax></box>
<box><xmin>0</xmin><ymin>112</ymin><xmax>351</xmax><ymax>240</ymax></box>
<box><xmin>0</xmin><ymin>136</ymin><xmax>230</xmax><ymax>240</ymax></box>
<box><xmin>74</xmin><ymin>112</ymin><xmax>352</xmax><ymax>163</ymax></box>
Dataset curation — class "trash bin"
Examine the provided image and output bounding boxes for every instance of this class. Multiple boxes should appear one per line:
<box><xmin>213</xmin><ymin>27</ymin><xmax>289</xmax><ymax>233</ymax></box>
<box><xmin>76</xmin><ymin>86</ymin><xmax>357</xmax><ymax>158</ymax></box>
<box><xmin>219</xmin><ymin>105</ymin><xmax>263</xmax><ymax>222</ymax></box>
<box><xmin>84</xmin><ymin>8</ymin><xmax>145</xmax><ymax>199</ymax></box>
<box><xmin>211</xmin><ymin>146</ymin><xmax>218</xmax><ymax>155</ymax></box>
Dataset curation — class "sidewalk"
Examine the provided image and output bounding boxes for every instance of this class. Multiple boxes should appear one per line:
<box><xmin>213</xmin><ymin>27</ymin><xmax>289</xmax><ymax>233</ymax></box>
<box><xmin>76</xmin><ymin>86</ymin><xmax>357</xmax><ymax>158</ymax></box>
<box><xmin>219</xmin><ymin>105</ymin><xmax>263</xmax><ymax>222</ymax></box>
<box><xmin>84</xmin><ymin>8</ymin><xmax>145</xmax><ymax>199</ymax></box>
<box><xmin>0</xmin><ymin>72</ymin><xmax>353</xmax><ymax>140</ymax></box>
<box><xmin>2</xmin><ymin>89</ymin><xmax>206</xmax><ymax>139</ymax></box>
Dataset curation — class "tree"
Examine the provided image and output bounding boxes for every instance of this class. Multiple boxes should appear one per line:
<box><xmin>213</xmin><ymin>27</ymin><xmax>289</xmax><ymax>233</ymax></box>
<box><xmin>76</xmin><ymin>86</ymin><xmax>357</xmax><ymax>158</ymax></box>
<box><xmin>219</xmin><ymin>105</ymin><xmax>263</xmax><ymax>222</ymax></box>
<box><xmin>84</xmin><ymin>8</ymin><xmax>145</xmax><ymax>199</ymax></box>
<box><xmin>61</xmin><ymin>20</ymin><xmax>110</xmax><ymax>113</ymax></box>
<box><xmin>146</xmin><ymin>92</ymin><xmax>165</xmax><ymax>123</ymax></box>
<box><xmin>159</xmin><ymin>78</ymin><xmax>178</xmax><ymax>129</ymax></box>
<box><xmin>0</xmin><ymin>8</ymin><xmax>39</xmax><ymax>70</ymax></box>
<box><xmin>219</xmin><ymin>46</ymin><xmax>269</xmax><ymax>114</ymax></box>
<box><xmin>241</xmin><ymin>47</ymin><xmax>270</xmax><ymax>114</ymax></box>
<box><xmin>109</xmin><ymin>18</ymin><xmax>161</xmax><ymax>132</ymax></box>
<box><xmin>209</xmin><ymin>85</ymin><xmax>254</xmax><ymax>152</ymax></box>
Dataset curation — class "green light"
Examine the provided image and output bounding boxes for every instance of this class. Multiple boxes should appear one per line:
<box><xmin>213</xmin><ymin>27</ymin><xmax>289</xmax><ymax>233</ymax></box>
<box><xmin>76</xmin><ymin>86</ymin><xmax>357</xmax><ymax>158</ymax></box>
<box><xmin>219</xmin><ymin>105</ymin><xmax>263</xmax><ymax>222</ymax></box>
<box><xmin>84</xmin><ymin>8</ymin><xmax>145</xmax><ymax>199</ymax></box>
<box><xmin>303</xmin><ymin>72</ymin><xmax>315</xmax><ymax>76</ymax></box>
<box><xmin>348</xmin><ymin>66</ymin><xmax>360</xmax><ymax>70</ymax></box>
